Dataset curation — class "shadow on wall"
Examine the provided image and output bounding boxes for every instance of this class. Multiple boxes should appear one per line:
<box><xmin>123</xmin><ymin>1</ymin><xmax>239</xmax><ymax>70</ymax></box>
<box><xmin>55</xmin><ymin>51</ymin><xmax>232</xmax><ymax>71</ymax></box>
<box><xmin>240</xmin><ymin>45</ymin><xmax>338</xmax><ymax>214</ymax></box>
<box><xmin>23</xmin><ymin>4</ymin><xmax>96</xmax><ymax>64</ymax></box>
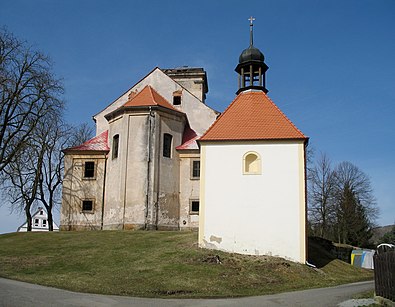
<box><xmin>61</xmin><ymin>158</ymin><xmax>106</xmax><ymax>231</ymax></box>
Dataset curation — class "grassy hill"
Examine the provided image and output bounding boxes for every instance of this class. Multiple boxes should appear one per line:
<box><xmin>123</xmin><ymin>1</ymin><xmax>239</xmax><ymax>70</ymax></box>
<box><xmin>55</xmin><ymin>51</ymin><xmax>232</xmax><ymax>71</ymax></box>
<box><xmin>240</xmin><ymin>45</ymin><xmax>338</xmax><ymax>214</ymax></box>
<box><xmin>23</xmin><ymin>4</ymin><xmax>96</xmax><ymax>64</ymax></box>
<box><xmin>0</xmin><ymin>231</ymin><xmax>373</xmax><ymax>298</ymax></box>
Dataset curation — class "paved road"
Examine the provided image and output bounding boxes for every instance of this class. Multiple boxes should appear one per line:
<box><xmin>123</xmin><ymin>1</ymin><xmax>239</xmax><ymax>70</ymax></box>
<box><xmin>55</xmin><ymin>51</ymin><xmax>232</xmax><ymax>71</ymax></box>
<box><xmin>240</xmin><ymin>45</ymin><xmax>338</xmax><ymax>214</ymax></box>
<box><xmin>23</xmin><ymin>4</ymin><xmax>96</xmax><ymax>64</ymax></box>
<box><xmin>0</xmin><ymin>278</ymin><xmax>374</xmax><ymax>307</ymax></box>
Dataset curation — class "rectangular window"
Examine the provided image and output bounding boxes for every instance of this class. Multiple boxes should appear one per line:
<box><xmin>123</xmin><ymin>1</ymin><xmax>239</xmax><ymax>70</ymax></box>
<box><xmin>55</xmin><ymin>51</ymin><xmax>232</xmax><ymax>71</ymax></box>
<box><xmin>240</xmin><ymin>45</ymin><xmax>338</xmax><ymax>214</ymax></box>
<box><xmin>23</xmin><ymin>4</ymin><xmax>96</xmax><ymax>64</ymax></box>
<box><xmin>82</xmin><ymin>200</ymin><xmax>93</xmax><ymax>212</ymax></box>
<box><xmin>84</xmin><ymin>161</ymin><xmax>95</xmax><ymax>178</ymax></box>
<box><xmin>190</xmin><ymin>200</ymin><xmax>200</xmax><ymax>214</ymax></box>
<box><xmin>163</xmin><ymin>133</ymin><xmax>172</xmax><ymax>158</ymax></box>
<box><xmin>173</xmin><ymin>95</ymin><xmax>181</xmax><ymax>105</ymax></box>
<box><xmin>112</xmin><ymin>134</ymin><xmax>119</xmax><ymax>159</ymax></box>
<box><xmin>191</xmin><ymin>160</ymin><xmax>200</xmax><ymax>178</ymax></box>
<box><xmin>34</xmin><ymin>219</ymin><xmax>39</xmax><ymax>226</ymax></box>
<box><xmin>43</xmin><ymin>220</ymin><xmax>47</xmax><ymax>226</ymax></box>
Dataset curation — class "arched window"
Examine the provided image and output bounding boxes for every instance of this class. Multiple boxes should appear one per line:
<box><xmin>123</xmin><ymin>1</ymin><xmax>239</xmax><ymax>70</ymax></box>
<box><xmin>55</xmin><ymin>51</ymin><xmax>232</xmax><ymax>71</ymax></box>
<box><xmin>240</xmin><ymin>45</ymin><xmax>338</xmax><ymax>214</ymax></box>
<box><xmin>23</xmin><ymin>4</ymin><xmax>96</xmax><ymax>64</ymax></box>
<box><xmin>243</xmin><ymin>152</ymin><xmax>261</xmax><ymax>175</ymax></box>
<box><xmin>112</xmin><ymin>134</ymin><xmax>119</xmax><ymax>159</ymax></box>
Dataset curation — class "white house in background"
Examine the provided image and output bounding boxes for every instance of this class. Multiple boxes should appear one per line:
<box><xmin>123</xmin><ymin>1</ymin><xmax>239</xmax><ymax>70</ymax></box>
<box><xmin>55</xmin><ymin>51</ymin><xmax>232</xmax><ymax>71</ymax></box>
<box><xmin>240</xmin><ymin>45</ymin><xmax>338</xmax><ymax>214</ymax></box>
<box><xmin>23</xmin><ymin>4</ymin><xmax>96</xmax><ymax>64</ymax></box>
<box><xmin>17</xmin><ymin>207</ymin><xmax>59</xmax><ymax>232</ymax></box>
<box><xmin>198</xmin><ymin>21</ymin><xmax>309</xmax><ymax>263</ymax></box>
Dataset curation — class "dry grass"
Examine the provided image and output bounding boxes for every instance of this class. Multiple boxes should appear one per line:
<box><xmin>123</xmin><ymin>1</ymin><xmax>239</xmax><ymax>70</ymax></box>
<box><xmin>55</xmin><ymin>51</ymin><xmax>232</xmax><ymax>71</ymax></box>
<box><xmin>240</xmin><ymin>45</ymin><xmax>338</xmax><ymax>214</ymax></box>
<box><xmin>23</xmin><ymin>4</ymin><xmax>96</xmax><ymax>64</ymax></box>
<box><xmin>0</xmin><ymin>231</ymin><xmax>373</xmax><ymax>298</ymax></box>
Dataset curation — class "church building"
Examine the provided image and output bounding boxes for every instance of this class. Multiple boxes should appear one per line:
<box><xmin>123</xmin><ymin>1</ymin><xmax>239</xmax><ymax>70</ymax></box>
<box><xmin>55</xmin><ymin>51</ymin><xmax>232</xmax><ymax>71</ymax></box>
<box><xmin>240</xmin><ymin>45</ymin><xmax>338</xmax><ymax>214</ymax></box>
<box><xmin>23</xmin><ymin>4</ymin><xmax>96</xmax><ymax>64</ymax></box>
<box><xmin>61</xmin><ymin>66</ymin><xmax>218</xmax><ymax>231</ymax></box>
<box><xmin>61</xmin><ymin>19</ymin><xmax>308</xmax><ymax>263</ymax></box>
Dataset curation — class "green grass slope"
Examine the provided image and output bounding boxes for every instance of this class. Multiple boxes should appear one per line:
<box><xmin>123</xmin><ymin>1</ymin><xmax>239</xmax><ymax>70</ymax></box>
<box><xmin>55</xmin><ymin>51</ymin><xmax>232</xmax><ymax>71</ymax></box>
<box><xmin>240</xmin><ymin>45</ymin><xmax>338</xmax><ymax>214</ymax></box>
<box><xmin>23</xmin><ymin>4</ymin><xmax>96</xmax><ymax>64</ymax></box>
<box><xmin>0</xmin><ymin>231</ymin><xmax>373</xmax><ymax>298</ymax></box>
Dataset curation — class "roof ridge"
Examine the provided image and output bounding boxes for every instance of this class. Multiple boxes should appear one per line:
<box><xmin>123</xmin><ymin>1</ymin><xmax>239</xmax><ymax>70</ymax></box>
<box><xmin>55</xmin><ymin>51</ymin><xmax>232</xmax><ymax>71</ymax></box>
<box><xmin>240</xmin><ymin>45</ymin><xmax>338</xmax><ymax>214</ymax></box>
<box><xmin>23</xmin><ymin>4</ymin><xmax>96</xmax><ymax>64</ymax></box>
<box><xmin>93</xmin><ymin>67</ymin><xmax>161</xmax><ymax>118</ymax></box>
<box><xmin>200</xmin><ymin>93</ymin><xmax>240</xmax><ymax>139</ymax></box>
<box><xmin>260</xmin><ymin>92</ymin><xmax>307</xmax><ymax>138</ymax></box>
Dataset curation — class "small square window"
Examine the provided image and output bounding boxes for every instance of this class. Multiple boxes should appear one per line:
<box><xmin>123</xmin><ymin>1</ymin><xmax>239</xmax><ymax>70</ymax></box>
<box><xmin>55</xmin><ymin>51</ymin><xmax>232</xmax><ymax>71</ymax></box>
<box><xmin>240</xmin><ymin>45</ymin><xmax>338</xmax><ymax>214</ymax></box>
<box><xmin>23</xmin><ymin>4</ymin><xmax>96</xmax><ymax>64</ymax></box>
<box><xmin>82</xmin><ymin>200</ymin><xmax>93</xmax><ymax>212</ymax></box>
<box><xmin>173</xmin><ymin>96</ymin><xmax>181</xmax><ymax>105</ymax></box>
<box><xmin>190</xmin><ymin>200</ymin><xmax>200</xmax><ymax>214</ymax></box>
<box><xmin>191</xmin><ymin>160</ymin><xmax>200</xmax><ymax>179</ymax></box>
<box><xmin>84</xmin><ymin>161</ymin><xmax>95</xmax><ymax>178</ymax></box>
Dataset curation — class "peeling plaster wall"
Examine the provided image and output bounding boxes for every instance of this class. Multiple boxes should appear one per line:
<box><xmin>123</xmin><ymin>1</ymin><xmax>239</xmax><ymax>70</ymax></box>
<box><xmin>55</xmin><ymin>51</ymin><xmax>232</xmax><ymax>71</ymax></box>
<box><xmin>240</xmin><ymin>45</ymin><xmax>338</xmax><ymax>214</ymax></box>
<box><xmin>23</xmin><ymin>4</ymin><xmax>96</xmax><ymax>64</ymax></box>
<box><xmin>155</xmin><ymin>113</ymin><xmax>184</xmax><ymax>230</ymax></box>
<box><xmin>179</xmin><ymin>152</ymin><xmax>200</xmax><ymax>230</ymax></box>
<box><xmin>65</xmin><ymin>67</ymin><xmax>218</xmax><ymax>232</ymax></box>
<box><xmin>199</xmin><ymin>141</ymin><xmax>306</xmax><ymax>263</ymax></box>
<box><xmin>102</xmin><ymin>109</ymin><xmax>185</xmax><ymax>230</ymax></box>
<box><xmin>103</xmin><ymin>112</ymin><xmax>150</xmax><ymax>229</ymax></box>
<box><xmin>60</xmin><ymin>153</ymin><xmax>106</xmax><ymax>230</ymax></box>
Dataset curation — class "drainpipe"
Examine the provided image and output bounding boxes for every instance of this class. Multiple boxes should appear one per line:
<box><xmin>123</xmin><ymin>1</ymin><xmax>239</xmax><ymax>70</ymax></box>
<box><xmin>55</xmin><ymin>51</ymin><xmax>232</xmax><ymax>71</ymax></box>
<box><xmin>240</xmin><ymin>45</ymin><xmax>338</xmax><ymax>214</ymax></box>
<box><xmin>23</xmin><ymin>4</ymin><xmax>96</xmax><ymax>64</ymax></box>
<box><xmin>68</xmin><ymin>157</ymin><xmax>74</xmax><ymax>231</ymax></box>
<box><xmin>122</xmin><ymin>116</ymin><xmax>131</xmax><ymax>230</ymax></box>
<box><xmin>155</xmin><ymin>115</ymin><xmax>161</xmax><ymax>230</ymax></box>
<box><xmin>145</xmin><ymin>107</ymin><xmax>154</xmax><ymax>229</ymax></box>
<box><xmin>100</xmin><ymin>154</ymin><xmax>108</xmax><ymax>230</ymax></box>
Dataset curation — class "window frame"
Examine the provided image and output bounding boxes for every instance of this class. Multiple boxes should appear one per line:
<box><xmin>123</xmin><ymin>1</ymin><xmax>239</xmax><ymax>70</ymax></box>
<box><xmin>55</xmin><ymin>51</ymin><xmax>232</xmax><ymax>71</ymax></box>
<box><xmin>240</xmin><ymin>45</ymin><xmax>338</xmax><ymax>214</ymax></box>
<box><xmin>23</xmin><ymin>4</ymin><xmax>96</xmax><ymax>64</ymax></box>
<box><xmin>189</xmin><ymin>199</ymin><xmax>200</xmax><ymax>215</ymax></box>
<box><xmin>172</xmin><ymin>90</ymin><xmax>182</xmax><ymax>105</ymax></box>
<box><xmin>173</xmin><ymin>95</ymin><xmax>181</xmax><ymax>105</ymax></box>
<box><xmin>190</xmin><ymin>159</ymin><xmax>200</xmax><ymax>179</ymax></box>
<box><xmin>82</xmin><ymin>199</ymin><xmax>95</xmax><ymax>213</ymax></box>
<box><xmin>163</xmin><ymin>133</ymin><xmax>173</xmax><ymax>158</ymax></box>
<box><xmin>242</xmin><ymin>151</ymin><xmax>262</xmax><ymax>175</ymax></box>
<box><xmin>112</xmin><ymin>134</ymin><xmax>119</xmax><ymax>159</ymax></box>
<box><xmin>83</xmin><ymin>161</ymin><xmax>96</xmax><ymax>179</ymax></box>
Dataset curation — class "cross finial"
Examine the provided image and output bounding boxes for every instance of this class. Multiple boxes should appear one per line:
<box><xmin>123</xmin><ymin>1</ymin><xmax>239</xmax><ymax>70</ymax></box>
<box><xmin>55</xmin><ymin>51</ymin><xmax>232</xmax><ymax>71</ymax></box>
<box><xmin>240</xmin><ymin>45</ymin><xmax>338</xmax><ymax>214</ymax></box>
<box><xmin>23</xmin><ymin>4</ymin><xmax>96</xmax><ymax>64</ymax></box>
<box><xmin>248</xmin><ymin>16</ymin><xmax>255</xmax><ymax>46</ymax></box>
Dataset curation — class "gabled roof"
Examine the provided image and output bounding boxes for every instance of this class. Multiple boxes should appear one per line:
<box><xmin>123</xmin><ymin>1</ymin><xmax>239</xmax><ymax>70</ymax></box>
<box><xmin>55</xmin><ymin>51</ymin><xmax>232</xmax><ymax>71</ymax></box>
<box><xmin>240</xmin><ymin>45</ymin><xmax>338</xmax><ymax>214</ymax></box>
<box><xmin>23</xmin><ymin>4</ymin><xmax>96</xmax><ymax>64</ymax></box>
<box><xmin>64</xmin><ymin>130</ymin><xmax>109</xmax><ymax>153</ymax></box>
<box><xmin>123</xmin><ymin>85</ymin><xmax>180</xmax><ymax>112</ymax></box>
<box><xmin>200</xmin><ymin>91</ymin><xmax>307</xmax><ymax>142</ymax></box>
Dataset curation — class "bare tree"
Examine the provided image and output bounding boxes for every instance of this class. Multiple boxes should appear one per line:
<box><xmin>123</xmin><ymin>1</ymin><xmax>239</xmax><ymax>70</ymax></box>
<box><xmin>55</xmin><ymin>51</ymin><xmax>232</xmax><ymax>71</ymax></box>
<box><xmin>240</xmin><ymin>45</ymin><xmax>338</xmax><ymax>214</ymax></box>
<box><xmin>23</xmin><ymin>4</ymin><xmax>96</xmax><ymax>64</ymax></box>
<box><xmin>0</xmin><ymin>28</ymin><xmax>63</xmax><ymax>172</ymax></box>
<box><xmin>2</xmin><ymin>139</ymin><xmax>45</xmax><ymax>231</ymax></box>
<box><xmin>0</xmin><ymin>28</ymin><xmax>64</xmax><ymax>230</ymax></box>
<box><xmin>36</xmin><ymin>121</ymin><xmax>94</xmax><ymax>230</ymax></box>
<box><xmin>308</xmin><ymin>153</ymin><xmax>336</xmax><ymax>239</ymax></box>
<box><xmin>36</xmin><ymin>117</ymin><xmax>71</xmax><ymax>231</ymax></box>
<box><xmin>68</xmin><ymin>122</ymin><xmax>94</xmax><ymax>147</ymax></box>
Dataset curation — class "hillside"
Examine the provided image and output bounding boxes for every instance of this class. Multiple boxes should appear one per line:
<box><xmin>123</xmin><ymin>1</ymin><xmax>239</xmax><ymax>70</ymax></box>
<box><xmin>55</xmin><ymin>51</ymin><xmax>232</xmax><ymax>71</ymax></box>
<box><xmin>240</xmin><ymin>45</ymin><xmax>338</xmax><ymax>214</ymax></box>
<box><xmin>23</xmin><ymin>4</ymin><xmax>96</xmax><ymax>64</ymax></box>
<box><xmin>371</xmin><ymin>225</ymin><xmax>394</xmax><ymax>245</ymax></box>
<box><xmin>0</xmin><ymin>231</ymin><xmax>373</xmax><ymax>298</ymax></box>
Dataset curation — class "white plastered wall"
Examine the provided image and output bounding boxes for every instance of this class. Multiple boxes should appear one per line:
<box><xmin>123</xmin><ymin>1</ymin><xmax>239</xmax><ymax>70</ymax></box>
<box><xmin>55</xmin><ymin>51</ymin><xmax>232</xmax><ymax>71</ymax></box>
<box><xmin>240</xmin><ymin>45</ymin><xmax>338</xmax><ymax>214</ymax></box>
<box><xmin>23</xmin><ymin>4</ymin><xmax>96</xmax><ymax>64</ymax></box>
<box><xmin>199</xmin><ymin>141</ymin><xmax>306</xmax><ymax>263</ymax></box>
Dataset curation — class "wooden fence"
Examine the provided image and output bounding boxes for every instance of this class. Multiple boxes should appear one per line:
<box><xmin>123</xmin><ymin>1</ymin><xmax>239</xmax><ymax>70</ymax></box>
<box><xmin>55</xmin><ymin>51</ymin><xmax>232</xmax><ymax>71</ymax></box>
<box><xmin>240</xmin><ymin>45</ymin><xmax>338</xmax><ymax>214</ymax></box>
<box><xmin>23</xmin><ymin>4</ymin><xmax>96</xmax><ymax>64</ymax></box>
<box><xmin>374</xmin><ymin>251</ymin><xmax>395</xmax><ymax>302</ymax></box>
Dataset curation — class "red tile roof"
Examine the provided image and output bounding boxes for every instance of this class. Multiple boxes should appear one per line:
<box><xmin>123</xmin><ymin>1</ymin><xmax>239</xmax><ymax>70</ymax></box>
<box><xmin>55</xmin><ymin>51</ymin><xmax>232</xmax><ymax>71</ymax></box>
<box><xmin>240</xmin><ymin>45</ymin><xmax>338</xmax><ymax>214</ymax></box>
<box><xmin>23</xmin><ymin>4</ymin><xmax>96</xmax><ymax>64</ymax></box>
<box><xmin>200</xmin><ymin>91</ymin><xmax>307</xmax><ymax>141</ymax></box>
<box><xmin>123</xmin><ymin>85</ymin><xmax>180</xmax><ymax>112</ymax></box>
<box><xmin>64</xmin><ymin>130</ymin><xmax>109</xmax><ymax>152</ymax></box>
<box><xmin>176</xmin><ymin>125</ymin><xmax>199</xmax><ymax>150</ymax></box>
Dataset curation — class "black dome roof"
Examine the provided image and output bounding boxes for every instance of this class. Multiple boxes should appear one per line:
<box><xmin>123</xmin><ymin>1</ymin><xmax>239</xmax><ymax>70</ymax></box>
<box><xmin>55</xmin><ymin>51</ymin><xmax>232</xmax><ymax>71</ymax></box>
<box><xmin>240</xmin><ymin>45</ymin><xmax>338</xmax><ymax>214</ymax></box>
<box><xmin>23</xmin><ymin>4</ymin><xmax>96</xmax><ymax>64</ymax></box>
<box><xmin>239</xmin><ymin>45</ymin><xmax>264</xmax><ymax>64</ymax></box>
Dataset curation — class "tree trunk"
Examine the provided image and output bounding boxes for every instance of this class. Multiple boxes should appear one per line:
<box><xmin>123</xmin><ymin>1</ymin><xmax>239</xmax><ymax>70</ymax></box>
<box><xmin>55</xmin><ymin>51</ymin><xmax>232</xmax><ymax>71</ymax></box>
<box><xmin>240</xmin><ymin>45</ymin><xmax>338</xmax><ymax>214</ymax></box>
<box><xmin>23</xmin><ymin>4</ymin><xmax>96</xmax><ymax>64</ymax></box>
<box><xmin>25</xmin><ymin>206</ymin><xmax>32</xmax><ymax>231</ymax></box>
<box><xmin>47</xmin><ymin>211</ymin><xmax>53</xmax><ymax>231</ymax></box>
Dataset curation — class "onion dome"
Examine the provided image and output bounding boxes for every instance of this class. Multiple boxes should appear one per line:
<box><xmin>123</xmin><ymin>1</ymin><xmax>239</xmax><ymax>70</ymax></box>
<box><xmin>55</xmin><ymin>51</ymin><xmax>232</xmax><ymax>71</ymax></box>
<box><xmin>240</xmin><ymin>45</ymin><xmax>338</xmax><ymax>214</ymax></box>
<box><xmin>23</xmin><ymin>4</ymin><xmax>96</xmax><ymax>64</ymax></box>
<box><xmin>239</xmin><ymin>45</ymin><xmax>265</xmax><ymax>64</ymax></box>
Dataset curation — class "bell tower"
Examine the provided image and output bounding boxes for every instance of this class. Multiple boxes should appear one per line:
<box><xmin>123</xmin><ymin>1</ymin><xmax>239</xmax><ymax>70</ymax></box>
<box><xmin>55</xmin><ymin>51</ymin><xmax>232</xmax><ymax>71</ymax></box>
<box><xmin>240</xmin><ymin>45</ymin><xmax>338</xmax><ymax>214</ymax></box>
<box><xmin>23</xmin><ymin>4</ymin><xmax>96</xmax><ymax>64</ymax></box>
<box><xmin>235</xmin><ymin>17</ymin><xmax>269</xmax><ymax>94</ymax></box>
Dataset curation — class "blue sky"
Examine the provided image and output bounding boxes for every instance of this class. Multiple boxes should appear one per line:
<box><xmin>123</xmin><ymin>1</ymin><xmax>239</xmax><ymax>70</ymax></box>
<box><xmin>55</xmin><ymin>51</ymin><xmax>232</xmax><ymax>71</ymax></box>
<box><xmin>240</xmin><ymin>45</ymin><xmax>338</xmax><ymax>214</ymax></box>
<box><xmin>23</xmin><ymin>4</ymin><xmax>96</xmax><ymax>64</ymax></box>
<box><xmin>0</xmin><ymin>0</ymin><xmax>394</xmax><ymax>233</ymax></box>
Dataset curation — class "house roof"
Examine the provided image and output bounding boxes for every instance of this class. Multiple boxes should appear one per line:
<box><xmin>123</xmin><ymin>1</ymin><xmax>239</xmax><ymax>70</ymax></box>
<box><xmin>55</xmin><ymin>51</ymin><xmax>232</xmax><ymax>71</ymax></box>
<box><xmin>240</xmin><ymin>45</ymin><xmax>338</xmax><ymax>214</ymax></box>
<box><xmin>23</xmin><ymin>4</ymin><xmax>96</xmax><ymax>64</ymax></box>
<box><xmin>200</xmin><ymin>90</ymin><xmax>307</xmax><ymax>142</ymax></box>
<box><xmin>176</xmin><ymin>125</ymin><xmax>199</xmax><ymax>150</ymax></box>
<box><xmin>64</xmin><ymin>130</ymin><xmax>110</xmax><ymax>152</ymax></box>
<box><xmin>123</xmin><ymin>85</ymin><xmax>180</xmax><ymax>112</ymax></box>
